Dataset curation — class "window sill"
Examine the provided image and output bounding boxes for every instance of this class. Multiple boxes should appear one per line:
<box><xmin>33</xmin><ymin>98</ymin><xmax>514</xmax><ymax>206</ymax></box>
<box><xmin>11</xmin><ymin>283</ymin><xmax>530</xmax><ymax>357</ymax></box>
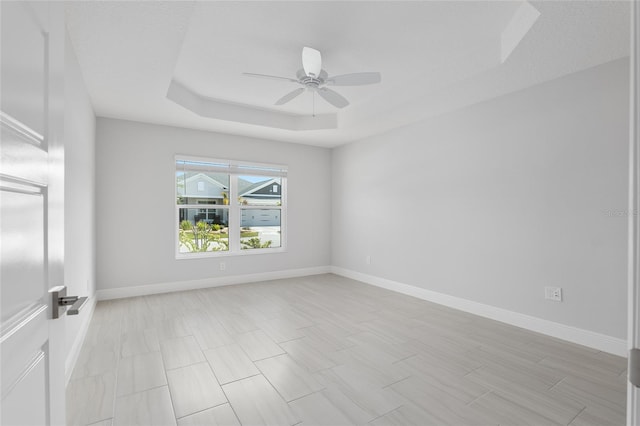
<box><xmin>175</xmin><ymin>247</ymin><xmax>286</xmax><ymax>260</ymax></box>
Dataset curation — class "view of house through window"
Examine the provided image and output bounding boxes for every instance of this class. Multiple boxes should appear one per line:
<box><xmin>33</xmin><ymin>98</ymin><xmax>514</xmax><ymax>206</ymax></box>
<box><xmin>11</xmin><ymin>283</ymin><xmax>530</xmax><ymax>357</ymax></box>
<box><xmin>176</xmin><ymin>157</ymin><xmax>286</xmax><ymax>257</ymax></box>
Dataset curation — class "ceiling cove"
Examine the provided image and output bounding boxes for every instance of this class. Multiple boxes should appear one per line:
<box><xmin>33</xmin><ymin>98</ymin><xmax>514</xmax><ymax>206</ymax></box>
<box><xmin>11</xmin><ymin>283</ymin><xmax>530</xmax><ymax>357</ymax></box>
<box><xmin>65</xmin><ymin>1</ymin><xmax>630</xmax><ymax>147</ymax></box>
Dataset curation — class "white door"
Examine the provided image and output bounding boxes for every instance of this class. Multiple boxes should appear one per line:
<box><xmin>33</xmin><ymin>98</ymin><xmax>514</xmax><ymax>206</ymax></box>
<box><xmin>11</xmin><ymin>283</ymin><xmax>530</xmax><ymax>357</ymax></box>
<box><xmin>630</xmin><ymin>0</ymin><xmax>640</xmax><ymax>425</ymax></box>
<box><xmin>1</xmin><ymin>2</ymin><xmax>67</xmax><ymax>425</ymax></box>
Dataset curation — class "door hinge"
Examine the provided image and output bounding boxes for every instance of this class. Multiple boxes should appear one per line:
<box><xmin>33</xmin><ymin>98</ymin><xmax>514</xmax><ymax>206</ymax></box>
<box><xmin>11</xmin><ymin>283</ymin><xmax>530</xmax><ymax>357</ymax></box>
<box><xmin>630</xmin><ymin>348</ymin><xmax>640</xmax><ymax>387</ymax></box>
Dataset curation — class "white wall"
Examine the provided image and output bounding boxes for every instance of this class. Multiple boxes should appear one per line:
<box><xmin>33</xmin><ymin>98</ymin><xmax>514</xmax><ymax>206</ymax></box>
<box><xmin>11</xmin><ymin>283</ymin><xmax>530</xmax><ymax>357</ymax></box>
<box><xmin>63</xmin><ymin>33</ymin><xmax>96</xmax><ymax>377</ymax></box>
<box><xmin>332</xmin><ymin>58</ymin><xmax>629</xmax><ymax>340</ymax></box>
<box><xmin>96</xmin><ymin>119</ymin><xmax>331</xmax><ymax>293</ymax></box>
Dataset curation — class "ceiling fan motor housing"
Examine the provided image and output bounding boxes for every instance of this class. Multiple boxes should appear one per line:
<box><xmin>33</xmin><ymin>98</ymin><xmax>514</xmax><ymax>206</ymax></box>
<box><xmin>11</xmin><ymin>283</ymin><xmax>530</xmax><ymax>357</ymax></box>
<box><xmin>297</xmin><ymin>69</ymin><xmax>327</xmax><ymax>90</ymax></box>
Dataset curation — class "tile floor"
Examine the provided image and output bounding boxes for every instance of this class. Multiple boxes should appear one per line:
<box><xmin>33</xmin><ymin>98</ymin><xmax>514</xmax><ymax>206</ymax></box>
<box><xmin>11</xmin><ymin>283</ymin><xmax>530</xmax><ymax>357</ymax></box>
<box><xmin>67</xmin><ymin>274</ymin><xmax>627</xmax><ymax>425</ymax></box>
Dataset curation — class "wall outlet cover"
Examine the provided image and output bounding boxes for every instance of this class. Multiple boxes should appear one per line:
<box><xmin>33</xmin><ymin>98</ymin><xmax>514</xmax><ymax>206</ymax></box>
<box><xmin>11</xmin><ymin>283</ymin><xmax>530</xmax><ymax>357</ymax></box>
<box><xmin>544</xmin><ymin>286</ymin><xmax>562</xmax><ymax>302</ymax></box>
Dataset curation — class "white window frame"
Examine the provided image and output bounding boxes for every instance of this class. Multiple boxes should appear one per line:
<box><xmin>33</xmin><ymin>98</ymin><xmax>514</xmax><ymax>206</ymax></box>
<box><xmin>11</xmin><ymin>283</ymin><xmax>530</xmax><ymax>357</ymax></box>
<box><xmin>175</xmin><ymin>154</ymin><xmax>287</xmax><ymax>259</ymax></box>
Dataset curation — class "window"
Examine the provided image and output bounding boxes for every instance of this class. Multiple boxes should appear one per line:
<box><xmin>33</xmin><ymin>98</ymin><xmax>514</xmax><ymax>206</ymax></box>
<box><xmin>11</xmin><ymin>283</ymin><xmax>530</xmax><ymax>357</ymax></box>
<box><xmin>176</xmin><ymin>156</ymin><xmax>286</xmax><ymax>258</ymax></box>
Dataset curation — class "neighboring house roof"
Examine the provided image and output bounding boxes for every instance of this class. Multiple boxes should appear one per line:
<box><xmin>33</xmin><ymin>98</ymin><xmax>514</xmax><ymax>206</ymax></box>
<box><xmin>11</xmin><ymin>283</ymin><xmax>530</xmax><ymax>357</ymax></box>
<box><xmin>177</xmin><ymin>172</ymin><xmax>227</xmax><ymax>198</ymax></box>
<box><xmin>177</xmin><ymin>173</ymin><xmax>278</xmax><ymax>198</ymax></box>
<box><xmin>184</xmin><ymin>172</ymin><xmax>228</xmax><ymax>189</ymax></box>
<box><xmin>239</xmin><ymin>178</ymin><xmax>279</xmax><ymax>198</ymax></box>
<box><xmin>237</xmin><ymin>177</ymin><xmax>253</xmax><ymax>194</ymax></box>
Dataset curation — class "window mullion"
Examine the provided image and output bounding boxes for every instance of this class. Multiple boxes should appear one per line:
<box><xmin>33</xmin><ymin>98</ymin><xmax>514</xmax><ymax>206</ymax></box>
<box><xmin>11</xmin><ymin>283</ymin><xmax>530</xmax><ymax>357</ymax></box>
<box><xmin>280</xmin><ymin>178</ymin><xmax>287</xmax><ymax>250</ymax></box>
<box><xmin>229</xmin><ymin>174</ymin><xmax>240</xmax><ymax>253</ymax></box>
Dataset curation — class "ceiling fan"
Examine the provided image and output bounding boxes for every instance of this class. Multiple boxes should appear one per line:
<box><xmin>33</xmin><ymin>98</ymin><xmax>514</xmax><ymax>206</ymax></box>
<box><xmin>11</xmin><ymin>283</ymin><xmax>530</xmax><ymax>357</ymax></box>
<box><xmin>243</xmin><ymin>47</ymin><xmax>381</xmax><ymax>109</ymax></box>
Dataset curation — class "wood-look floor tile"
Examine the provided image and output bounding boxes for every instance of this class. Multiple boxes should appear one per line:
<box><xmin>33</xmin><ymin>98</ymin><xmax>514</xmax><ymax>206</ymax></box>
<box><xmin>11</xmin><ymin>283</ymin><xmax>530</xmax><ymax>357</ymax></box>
<box><xmin>113</xmin><ymin>386</ymin><xmax>176</xmax><ymax>426</ymax></box>
<box><xmin>369</xmin><ymin>402</ymin><xmax>486</xmax><ymax>426</ymax></box>
<box><xmin>315</xmin><ymin>385</ymin><xmax>375</xmax><ymax>424</ymax></box>
<box><xmin>259</xmin><ymin>318</ymin><xmax>307</xmax><ymax>343</ymax></box>
<box><xmin>122</xmin><ymin>312</ymin><xmax>156</xmax><ymax>334</ymax></box>
<box><xmin>410</xmin><ymin>331</ymin><xmax>482</xmax><ymax>356</ymax></box>
<box><xmin>179</xmin><ymin>292</ymin><xmax>208</xmax><ymax>312</ymax></box>
<box><xmin>66</xmin><ymin>372</ymin><xmax>116</xmax><ymax>426</ymax></box>
<box><xmin>166</xmin><ymin>362</ymin><xmax>227</xmax><ymax>419</ymax></box>
<box><xmin>469</xmin><ymin>391</ymin><xmax>562</xmax><ymax>426</ymax></box>
<box><xmin>68</xmin><ymin>275</ymin><xmax>627</xmax><ymax>426</ymax></box>
<box><xmin>395</xmin><ymin>358</ymin><xmax>487</xmax><ymax>404</ymax></box>
<box><xmin>549</xmin><ymin>374</ymin><xmax>626</xmax><ymax>414</ymax></box>
<box><xmin>181</xmin><ymin>309</ymin><xmax>214</xmax><ymax>329</ymax></box>
<box><xmin>116</xmin><ymin>351</ymin><xmax>166</xmax><ymax>397</ymax></box>
<box><xmin>235</xmin><ymin>329</ymin><xmax>285</xmax><ymax>361</ymax></box>
<box><xmin>465</xmin><ymin>346</ymin><xmax>564</xmax><ymax>390</ymax></box>
<box><xmin>346</xmin><ymin>330</ymin><xmax>405</xmax><ymax>349</ymax></box>
<box><xmin>217</xmin><ymin>311</ymin><xmax>259</xmax><ymax>335</ymax></box>
<box><xmin>177</xmin><ymin>404</ymin><xmax>240</xmax><ymax>426</ymax></box>
<box><xmin>71</xmin><ymin>343</ymin><xmax>119</xmax><ymax>381</ymax></box>
<box><xmin>120</xmin><ymin>329</ymin><xmax>160</xmax><ymax>358</ymax></box>
<box><xmin>155</xmin><ymin>316</ymin><xmax>192</xmax><ymax>342</ymax></box>
<box><xmin>82</xmin><ymin>320</ymin><xmax>122</xmax><ymax>348</ymax></box>
<box><xmin>317</xmin><ymin>366</ymin><xmax>404</xmax><ymax>418</ymax></box>
<box><xmin>87</xmin><ymin>419</ymin><xmax>113</xmax><ymax>426</ymax></box>
<box><xmin>222</xmin><ymin>374</ymin><xmax>298</xmax><ymax>426</ymax></box>
<box><xmin>465</xmin><ymin>366</ymin><xmax>583</xmax><ymax>424</ymax></box>
<box><xmin>300</xmin><ymin>325</ymin><xmax>353</xmax><ymax>352</ymax></box>
<box><xmin>203</xmin><ymin>344</ymin><xmax>260</xmax><ymax>384</ymax></box>
<box><xmin>315</xmin><ymin>319</ymin><xmax>364</xmax><ymax>340</ymax></box>
<box><xmin>288</xmin><ymin>391</ymin><xmax>354</xmax><ymax>426</ymax></box>
<box><xmin>469</xmin><ymin>339</ymin><xmax>545</xmax><ymax>363</ymax></box>
<box><xmin>255</xmin><ymin>354</ymin><xmax>323</xmax><ymax>401</ymax></box>
<box><xmin>390</xmin><ymin>376</ymin><xmax>493</xmax><ymax>425</ymax></box>
<box><xmin>464</xmin><ymin>323</ymin><xmax>536</xmax><ymax>351</ymax></box>
<box><xmin>540</xmin><ymin>354</ymin><xmax>625</xmax><ymax>383</ymax></box>
<box><xmin>160</xmin><ymin>335</ymin><xmax>206</xmax><ymax>370</ymax></box>
<box><xmin>331</xmin><ymin>348</ymin><xmax>410</xmax><ymax>387</ymax></box>
<box><xmin>272</xmin><ymin>309</ymin><xmax>316</xmax><ymax>329</ymax></box>
<box><xmin>344</xmin><ymin>333</ymin><xmax>416</xmax><ymax>364</ymax></box>
<box><xmin>280</xmin><ymin>337</ymin><xmax>337</xmax><ymax>373</ymax></box>
<box><xmin>359</xmin><ymin>319</ymin><xmax>414</xmax><ymax>345</ymax></box>
<box><xmin>595</xmin><ymin>351</ymin><xmax>628</xmax><ymax>374</ymax></box>
<box><xmin>192</xmin><ymin>321</ymin><xmax>235</xmax><ymax>350</ymax></box>
<box><xmin>525</xmin><ymin>336</ymin><xmax>601</xmax><ymax>359</ymax></box>
<box><xmin>405</xmin><ymin>347</ymin><xmax>481</xmax><ymax>377</ymax></box>
<box><xmin>91</xmin><ymin>301</ymin><xmax>124</xmax><ymax>324</ymax></box>
<box><xmin>569</xmin><ymin>405</ymin><xmax>626</xmax><ymax>426</ymax></box>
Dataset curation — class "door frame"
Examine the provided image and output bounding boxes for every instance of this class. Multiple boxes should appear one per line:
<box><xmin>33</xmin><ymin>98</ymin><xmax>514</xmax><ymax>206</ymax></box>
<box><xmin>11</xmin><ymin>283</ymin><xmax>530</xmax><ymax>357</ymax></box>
<box><xmin>629</xmin><ymin>0</ymin><xmax>639</xmax><ymax>424</ymax></box>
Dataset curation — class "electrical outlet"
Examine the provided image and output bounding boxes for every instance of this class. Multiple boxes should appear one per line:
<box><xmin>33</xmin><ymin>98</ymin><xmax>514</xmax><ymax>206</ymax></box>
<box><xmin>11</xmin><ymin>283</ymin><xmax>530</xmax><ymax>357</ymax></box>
<box><xmin>365</xmin><ymin>255</ymin><xmax>371</xmax><ymax>265</ymax></box>
<box><xmin>219</xmin><ymin>262</ymin><xmax>226</xmax><ymax>271</ymax></box>
<box><xmin>545</xmin><ymin>286</ymin><xmax>562</xmax><ymax>302</ymax></box>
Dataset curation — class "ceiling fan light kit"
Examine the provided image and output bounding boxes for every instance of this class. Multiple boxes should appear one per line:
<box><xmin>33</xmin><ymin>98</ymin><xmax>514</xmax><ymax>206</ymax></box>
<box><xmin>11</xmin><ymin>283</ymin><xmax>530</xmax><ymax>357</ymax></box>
<box><xmin>243</xmin><ymin>46</ymin><xmax>381</xmax><ymax>110</ymax></box>
<box><xmin>302</xmin><ymin>47</ymin><xmax>322</xmax><ymax>78</ymax></box>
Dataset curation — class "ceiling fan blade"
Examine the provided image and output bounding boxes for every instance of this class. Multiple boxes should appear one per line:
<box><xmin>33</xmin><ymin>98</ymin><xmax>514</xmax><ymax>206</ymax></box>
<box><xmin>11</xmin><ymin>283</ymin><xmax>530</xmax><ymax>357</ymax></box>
<box><xmin>318</xmin><ymin>87</ymin><xmax>349</xmax><ymax>108</ymax></box>
<box><xmin>242</xmin><ymin>72</ymin><xmax>298</xmax><ymax>83</ymax></box>
<box><xmin>275</xmin><ymin>88</ymin><xmax>305</xmax><ymax>105</ymax></box>
<box><xmin>302</xmin><ymin>47</ymin><xmax>322</xmax><ymax>78</ymax></box>
<box><xmin>326</xmin><ymin>72</ymin><xmax>381</xmax><ymax>86</ymax></box>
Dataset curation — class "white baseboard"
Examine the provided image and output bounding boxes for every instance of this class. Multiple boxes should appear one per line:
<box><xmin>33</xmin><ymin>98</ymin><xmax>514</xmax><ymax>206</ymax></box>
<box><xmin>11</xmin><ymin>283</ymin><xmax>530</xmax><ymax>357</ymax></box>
<box><xmin>331</xmin><ymin>266</ymin><xmax>627</xmax><ymax>357</ymax></box>
<box><xmin>93</xmin><ymin>264</ymin><xmax>626</xmax><ymax>357</ymax></box>
<box><xmin>96</xmin><ymin>266</ymin><xmax>331</xmax><ymax>301</ymax></box>
<box><xmin>65</xmin><ymin>296</ymin><xmax>97</xmax><ymax>385</ymax></box>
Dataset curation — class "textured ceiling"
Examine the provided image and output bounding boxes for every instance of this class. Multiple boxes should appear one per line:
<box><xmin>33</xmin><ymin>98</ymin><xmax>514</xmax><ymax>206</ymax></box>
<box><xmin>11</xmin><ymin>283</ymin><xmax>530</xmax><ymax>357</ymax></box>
<box><xmin>65</xmin><ymin>1</ymin><xmax>630</xmax><ymax>147</ymax></box>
